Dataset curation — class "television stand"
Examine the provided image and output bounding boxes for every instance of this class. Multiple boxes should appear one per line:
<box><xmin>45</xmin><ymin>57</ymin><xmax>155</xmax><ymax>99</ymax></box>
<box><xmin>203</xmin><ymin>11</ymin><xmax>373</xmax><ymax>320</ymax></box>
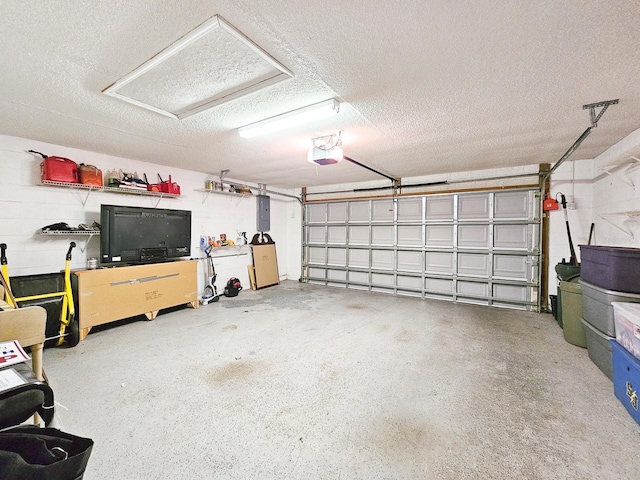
<box><xmin>74</xmin><ymin>260</ymin><xmax>198</xmax><ymax>341</ymax></box>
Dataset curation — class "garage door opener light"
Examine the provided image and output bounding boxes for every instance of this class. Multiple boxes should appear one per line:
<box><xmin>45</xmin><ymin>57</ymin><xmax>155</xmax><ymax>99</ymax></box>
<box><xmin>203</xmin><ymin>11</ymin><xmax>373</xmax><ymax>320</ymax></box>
<box><xmin>308</xmin><ymin>131</ymin><xmax>343</xmax><ymax>165</ymax></box>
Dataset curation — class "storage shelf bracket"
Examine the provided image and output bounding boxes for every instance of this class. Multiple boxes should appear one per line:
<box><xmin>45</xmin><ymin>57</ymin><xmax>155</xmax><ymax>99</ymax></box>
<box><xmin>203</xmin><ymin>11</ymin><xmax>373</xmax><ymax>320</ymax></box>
<box><xmin>79</xmin><ymin>233</ymin><xmax>96</xmax><ymax>253</ymax></box>
<box><xmin>597</xmin><ymin>212</ymin><xmax>640</xmax><ymax>238</ymax></box>
<box><xmin>598</xmin><ymin>156</ymin><xmax>640</xmax><ymax>189</ymax></box>
<box><xmin>79</xmin><ymin>186</ymin><xmax>97</xmax><ymax>206</ymax></box>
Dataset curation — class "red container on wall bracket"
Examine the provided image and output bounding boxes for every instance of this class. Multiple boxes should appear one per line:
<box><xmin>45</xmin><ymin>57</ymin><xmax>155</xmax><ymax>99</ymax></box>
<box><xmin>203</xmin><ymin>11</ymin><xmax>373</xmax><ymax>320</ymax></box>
<box><xmin>543</xmin><ymin>194</ymin><xmax>559</xmax><ymax>211</ymax></box>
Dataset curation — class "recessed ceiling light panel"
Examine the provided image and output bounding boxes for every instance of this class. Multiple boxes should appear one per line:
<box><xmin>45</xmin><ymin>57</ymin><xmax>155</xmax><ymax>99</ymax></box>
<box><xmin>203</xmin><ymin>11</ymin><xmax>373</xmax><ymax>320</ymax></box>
<box><xmin>102</xmin><ymin>15</ymin><xmax>293</xmax><ymax>120</ymax></box>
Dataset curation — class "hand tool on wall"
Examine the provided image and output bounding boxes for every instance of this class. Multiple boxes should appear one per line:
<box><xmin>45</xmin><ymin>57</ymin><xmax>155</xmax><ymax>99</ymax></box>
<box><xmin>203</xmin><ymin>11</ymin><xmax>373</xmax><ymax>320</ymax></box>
<box><xmin>559</xmin><ymin>193</ymin><xmax>578</xmax><ymax>266</ymax></box>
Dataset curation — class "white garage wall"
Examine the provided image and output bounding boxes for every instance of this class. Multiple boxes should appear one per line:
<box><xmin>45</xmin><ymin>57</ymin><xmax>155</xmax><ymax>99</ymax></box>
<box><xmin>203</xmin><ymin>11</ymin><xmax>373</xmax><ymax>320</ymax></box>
<box><xmin>547</xmin><ymin>158</ymin><xmax>594</xmax><ymax>296</ymax></box>
<box><xmin>0</xmin><ymin>134</ymin><xmax>301</xmax><ymax>295</ymax></box>
<box><xmin>547</xmin><ymin>126</ymin><xmax>640</xmax><ymax>297</ymax></box>
<box><xmin>592</xmin><ymin>126</ymin><xmax>640</xmax><ymax>247</ymax></box>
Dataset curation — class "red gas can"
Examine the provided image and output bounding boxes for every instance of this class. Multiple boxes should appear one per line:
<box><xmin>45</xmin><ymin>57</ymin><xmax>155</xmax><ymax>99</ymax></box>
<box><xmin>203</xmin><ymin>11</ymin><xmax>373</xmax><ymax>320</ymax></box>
<box><xmin>30</xmin><ymin>150</ymin><xmax>79</xmax><ymax>183</ymax></box>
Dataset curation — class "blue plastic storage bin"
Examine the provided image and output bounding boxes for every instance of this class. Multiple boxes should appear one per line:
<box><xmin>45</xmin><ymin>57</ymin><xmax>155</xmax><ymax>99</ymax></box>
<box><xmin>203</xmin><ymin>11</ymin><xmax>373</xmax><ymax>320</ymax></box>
<box><xmin>611</xmin><ymin>340</ymin><xmax>640</xmax><ymax>426</ymax></box>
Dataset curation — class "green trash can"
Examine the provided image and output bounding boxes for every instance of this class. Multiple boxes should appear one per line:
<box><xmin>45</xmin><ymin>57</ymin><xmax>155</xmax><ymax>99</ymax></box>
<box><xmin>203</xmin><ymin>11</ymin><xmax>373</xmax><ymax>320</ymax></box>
<box><xmin>558</xmin><ymin>280</ymin><xmax>587</xmax><ymax>348</ymax></box>
<box><xmin>555</xmin><ymin>262</ymin><xmax>581</xmax><ymax>328</ymax></box>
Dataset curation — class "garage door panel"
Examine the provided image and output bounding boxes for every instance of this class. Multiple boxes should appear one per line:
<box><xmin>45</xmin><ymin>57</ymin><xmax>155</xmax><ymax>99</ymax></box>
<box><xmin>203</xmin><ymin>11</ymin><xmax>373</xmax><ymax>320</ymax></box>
<box><xmin>457</xmin><ymin>281</ymin><xmax>488</xmax><ymax>297</ymax></box>
<box><xmin>348</xmin><ymin>249</ymin><xmax>369</xmax><ymax>268</ymax></box>
<box><xmin>349</xmin><ymin>271</ymin><xmax>369</xmax><ymax>283</ymax></box>
<box><xmin>349</xmin><ymin>201</ymin><xmax>369</xmax><ymax>222</ymax></box>
<box><xmin>371</xmin><ymin>250</ymin><xmax>394</xmax><ymax>270</ymax></box>
<box><xmin>308</xmin><ymin>226</ymin><xmax>325</xmax><ymax>243</ymax></box>
<box><xmin>425</xmin><ymin>252</ymin><xmax>454</xmax><ymax>274</ymax></box>
<box><xmin>327</xmin><ymin>226</ymin><xmax>347</xmax><ymax>244</ymax></box>
<box><xmin>458</xmin><ymin>194</ymin><xmax>490</xmax><ymax>219</ymax></box>
<box><xmin>425</xmin><ymin>278</ymin><xmax>454</xmax><ymax>293</ymax></box>
<box><xmin>458</xmin><ymin>253</ymin><xmax>490</xmax><ymax>277</ymax></box>
<box><xmin>327</xmin><ymin>269</ymin><xmax>347</xmax><ymax>281</ymax></box>
<box><xmin>328</xmin><ymin>202</ymin><xmax>348</xmax><ymax>222</ymax></box>
<box><xmin>309</xmin><ymin>247</ymin><xmax>326</xmax><ymax>264</ymax></box>
<box><xmin>397</xmin><ymin>197</ymin><xmax>422</xmax><ymax>222</ymax></box>
<box><xmin>494</xmin><ymin>284</ymin><xmax>528</xmax><ymax>302</ymax></box>
<box><xmin>397</xmin><ymin>275</ymin><xmax>422</xmax><ymax>289</ymax></box>
<box><xmin>494</xmin><ymin>191</ymin><xmax>529</xmax><ymax>219</ymax></box>
<box><xmin>426</xmin><ymin>197</ymin><xmax>454</xmax><ymax>220</ymax></box>
<box><xmin>493</xmin><ymin>255</ymin><xmax>528</xmax><ymax>280</ymax></box>
<box><xmin>426</xmin><ymin>225</ymin><xmax>454</xmax><ymax>246</ymax></box>
<box><xmin>372</xmin><ymin>225</ymin><xmax>394</xmax><ymax>245</ymax></box>
<box><xmin>458</xmin><ymin>225</ymin><xmax>490</xmax><ymax>248</ymax></box>
<box><xmin>372</xmin><ymin>273</ymin><xmax>394</xmax><ymax>287</ymax></box>
<box><xmin>307</xmin><ymin>204</ymin><xmax>326</xmax><ymax>223</ymax></box>
<box><xmin>349</xmin><ymin>226</ymin><xmax>369</xmax><ymax>245</ymax></box>
<box><xmin>309</xmin><ymin>267</ymin><xmax>325</xmax><ymax>280</ymax></box>
<box><xmin>494</xmin><ymin>224</ymin><xmax>529</xmax><ymax>249</ymax></box>
<box><xmin>398</xmin><ymin>225</ymin><xmax>422</xmax><ymax>246</ymax></box>
<box><xmin>398</xmin><ymin>250</ymin><xmax>422</xmax><ymax>272</ymax></box>
<box><xmin>372</xmin><ymin>199</ymin><xmax>394</xmax><ymax>221</ymax></box>
<box><xmin>327</xmin><ymin>248</ymin><xmax>346</xmax><ymax>266</ymax></box>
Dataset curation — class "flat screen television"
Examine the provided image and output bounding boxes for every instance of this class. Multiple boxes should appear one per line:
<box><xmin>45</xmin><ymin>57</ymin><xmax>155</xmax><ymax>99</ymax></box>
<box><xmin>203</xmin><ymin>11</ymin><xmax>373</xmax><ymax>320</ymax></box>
<box><xmin>100</xmin><ymin>204</ymin><xmax>191</xmax><ymax>266</ymax></box>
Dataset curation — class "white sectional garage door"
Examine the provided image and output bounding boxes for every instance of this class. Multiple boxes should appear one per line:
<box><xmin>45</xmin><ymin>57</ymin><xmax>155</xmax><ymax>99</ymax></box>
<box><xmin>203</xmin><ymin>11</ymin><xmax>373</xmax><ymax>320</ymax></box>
<box><xmin>302</xmin><ymin>189</ymin><xmax>540</xmax><ymax>310</ymax></box>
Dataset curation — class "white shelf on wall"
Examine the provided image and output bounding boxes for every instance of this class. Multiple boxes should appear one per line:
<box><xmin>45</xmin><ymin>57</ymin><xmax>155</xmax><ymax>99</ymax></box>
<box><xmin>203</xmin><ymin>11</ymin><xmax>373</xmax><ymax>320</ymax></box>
<box><xmin>194</xmin><ymin>188</ymin><xmax>252</xmax><ymax>204</ymax></box>
<box><xmin>39</xmin><ymin>180</ymin><xmax>180</xmax><ymax>207</ymax></box>
<box><xmin>39</xmin><ymin>229</ymin><xmax>100</xmax><ymax>252</ymax></box>
<box><xmin>201</xmin><ymin>245</ymin><xmax>251</xmax><ymax>258</ymax></box>
<box><xmin>599</xmin><ymin>156</ymin><xmax>640</xmax><ymax>189</ymax></box>
<box><xmin>597</xmin><ymin>211</ymin><xmax>640</xmax><ymax>238</ymax></box>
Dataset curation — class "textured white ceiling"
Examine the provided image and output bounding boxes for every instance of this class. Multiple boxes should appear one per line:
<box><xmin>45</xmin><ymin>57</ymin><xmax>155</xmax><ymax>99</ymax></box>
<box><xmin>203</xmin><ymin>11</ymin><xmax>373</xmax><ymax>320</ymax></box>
<box><xmin>1</xmin><ymin>0</ymin><xmax>640</xmax><ymax>188</ymax></box>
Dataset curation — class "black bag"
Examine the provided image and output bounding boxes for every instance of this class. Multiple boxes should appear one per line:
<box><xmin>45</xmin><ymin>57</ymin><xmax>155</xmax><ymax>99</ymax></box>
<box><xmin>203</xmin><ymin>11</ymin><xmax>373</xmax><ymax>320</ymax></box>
<box><xmin>0</xmin><ymin>426</ymin><xmax>93</xmax><ymax>480</ymax></box>
<box><xmin>224</xmin><ymin>277</ymin><xmax>243</xmax><ymax>297</ymax></box>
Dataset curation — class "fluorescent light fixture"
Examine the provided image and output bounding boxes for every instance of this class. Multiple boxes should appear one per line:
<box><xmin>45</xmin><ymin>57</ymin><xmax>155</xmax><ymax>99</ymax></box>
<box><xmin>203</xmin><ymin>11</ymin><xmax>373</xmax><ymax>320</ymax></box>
<box><xmin>238</xmin><ymin>98</ymin><xmax>340</xmax><ymax>138</ymax></box>
<box><xmin>308</xmin><ymin>146</ymin><xmax>343</xmax><ymax>165</ymax></box>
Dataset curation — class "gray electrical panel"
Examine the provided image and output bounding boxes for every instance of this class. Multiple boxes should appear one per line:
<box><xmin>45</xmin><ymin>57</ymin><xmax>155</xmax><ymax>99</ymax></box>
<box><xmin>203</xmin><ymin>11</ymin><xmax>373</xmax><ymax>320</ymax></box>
<box><xmin>256</xmin><ymin>195</ymin><xmax>270</xmax><ymax>231</ymax></box>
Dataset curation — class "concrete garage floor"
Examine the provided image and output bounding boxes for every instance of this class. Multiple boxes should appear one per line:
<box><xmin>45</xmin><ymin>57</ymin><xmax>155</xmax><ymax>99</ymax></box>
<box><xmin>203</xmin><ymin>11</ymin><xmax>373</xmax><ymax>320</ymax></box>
<box><xmin>44</xmin><ymin>280</ymin><xmax>640</xmax><ymax>479</ymax></box>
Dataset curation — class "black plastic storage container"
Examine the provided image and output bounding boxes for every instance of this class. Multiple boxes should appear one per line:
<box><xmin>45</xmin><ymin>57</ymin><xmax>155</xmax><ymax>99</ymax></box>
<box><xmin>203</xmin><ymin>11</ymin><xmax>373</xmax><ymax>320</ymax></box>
<box><xmin>580</xmin><ymin>245</ymin><xmax>640</xmax><ymax>294</ymax></box>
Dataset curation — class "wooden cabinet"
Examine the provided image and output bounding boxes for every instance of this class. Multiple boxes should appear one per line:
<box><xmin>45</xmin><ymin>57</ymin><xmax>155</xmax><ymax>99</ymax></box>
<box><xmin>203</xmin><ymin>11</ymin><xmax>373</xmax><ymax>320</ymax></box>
<box><xmin>74</xmin><ymin>260</ymin><xmax>198</xmax><ymax>340</ymax></box>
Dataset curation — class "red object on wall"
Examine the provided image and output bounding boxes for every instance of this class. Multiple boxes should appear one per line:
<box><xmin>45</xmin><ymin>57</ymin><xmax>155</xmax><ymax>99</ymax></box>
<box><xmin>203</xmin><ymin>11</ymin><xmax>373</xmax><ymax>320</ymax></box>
<box><xmin>543</xmin><ymin>195</ymin><xmax>559</xmax><ymax>211</ymax></box>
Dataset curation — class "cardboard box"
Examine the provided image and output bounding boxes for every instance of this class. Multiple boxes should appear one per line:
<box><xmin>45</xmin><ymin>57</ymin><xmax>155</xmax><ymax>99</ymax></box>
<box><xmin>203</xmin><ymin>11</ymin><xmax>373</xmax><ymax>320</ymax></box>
<box><xmin>75</xmin><ymin>260</ymin><xmax>198</xmax><ymax>330</ymax></box>
<box><xmin>252</xmin><ymin>244</ymin><xmax>279</xmax><ymax>289</ymax></box>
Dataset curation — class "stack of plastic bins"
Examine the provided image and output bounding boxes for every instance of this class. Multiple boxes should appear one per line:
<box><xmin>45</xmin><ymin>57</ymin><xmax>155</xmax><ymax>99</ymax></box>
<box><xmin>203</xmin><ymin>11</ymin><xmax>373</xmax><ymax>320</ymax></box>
<box><xmin>579</xmin><ymin>245</ymin><xmax>640</xmax><ymax>380</ymax></box>
<box><xmin>558</xmin><ymin>281</ymin><xmax>586</xmax><ymax>347</ymax></box>
<box><xmin>579</xmin><ymin>282</ymin><xmax>640</xmax><ymax>379</ymax></box>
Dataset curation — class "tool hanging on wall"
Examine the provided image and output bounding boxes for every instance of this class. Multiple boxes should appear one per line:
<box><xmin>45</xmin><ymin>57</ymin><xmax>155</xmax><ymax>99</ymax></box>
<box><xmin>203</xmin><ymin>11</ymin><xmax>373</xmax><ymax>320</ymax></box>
<box><xmin>559</xmin><ymin>193</ymin><xmax>579</xmax><ymax>266</ymax></box>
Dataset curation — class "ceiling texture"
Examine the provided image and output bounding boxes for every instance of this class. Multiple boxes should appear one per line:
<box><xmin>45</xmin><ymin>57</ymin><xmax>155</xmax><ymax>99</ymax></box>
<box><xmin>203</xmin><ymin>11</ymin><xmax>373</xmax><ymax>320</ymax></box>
<box><xmin>1</xmin><ymin>1</ymin><xmax>640</xmax><ymax>189</ymax></box>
